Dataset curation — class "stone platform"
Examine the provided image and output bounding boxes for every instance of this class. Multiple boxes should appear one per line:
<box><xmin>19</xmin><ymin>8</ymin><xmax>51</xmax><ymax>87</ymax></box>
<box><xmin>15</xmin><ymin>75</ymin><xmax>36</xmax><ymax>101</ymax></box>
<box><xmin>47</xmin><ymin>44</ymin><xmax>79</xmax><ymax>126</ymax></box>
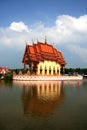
<box><xmin>13</xmin><ymin>75</ymin><xmax>83</xmax><ymax>81</ymax></box>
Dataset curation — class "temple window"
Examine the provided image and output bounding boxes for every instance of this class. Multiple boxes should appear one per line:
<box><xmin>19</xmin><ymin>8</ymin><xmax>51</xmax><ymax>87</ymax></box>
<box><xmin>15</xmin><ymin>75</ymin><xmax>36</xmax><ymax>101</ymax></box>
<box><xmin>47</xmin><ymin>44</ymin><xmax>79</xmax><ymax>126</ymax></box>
<box><xmin>57</xmin><ymin>69</ymin><xmax>59</xmax><ymax>74</ymax></box>
<box><xmin>40</xmin><ymin>65</ymin><xmax>42</xmax><ymax>74</ymax></box>
<box><xmin>45</xmin><ymin>66</ymin><xmax>47</xmax><ymax>75</ymax></box>
<box><xmin>53</xmin><ymin>66</ymin><xmax>55</xmax><ymax>75</ymax></box>
<box><xmin>49</xmin><ymin>70</ymin><xmax>51</xmax><ymax>74</ymax></box>
<box><xmin>40</xmin><ymin>69</ymin><xmax>42</xmax><ymax>74</ymax></box>
<box><xmin>49</xmin><ymin>66</ymin><xmax>51</xmax><ymax>74</ymax></box>
<box><xmin>53</xmin><ymin>69</ymin><xmax>55</xmax><ymax>75</ymax></box>
<box><xmin>45</xmin><ymin>69</ymin><xmax>47</xmax><ymax>74</ymax></box>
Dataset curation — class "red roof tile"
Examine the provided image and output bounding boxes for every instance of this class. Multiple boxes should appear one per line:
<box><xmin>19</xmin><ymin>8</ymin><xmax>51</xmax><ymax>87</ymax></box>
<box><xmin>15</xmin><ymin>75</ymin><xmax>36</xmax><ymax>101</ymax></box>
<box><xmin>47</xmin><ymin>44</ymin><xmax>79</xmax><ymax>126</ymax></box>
<box><xmin>22</xmin><ymin>41</ymin><xmax>66</xmax><ymax>66</ymax></box>
<box><xmin>28</xmin><ymin>46</ymin><xmax>35</xmax><ymax>54</ymax></box>
<box><xmin>40</xmin><ymin>43</ymin><xmax>54</xmax><ymax>53</ymax></box>
<box><xmin>0</xmin><ymin>67</ymin><xmax>11</xmax><ymax>74</ymax></box>
<box><xmin>35</xmin><ymin>44</ymin><xmax>40</xmax><ymax>53</ymax></box>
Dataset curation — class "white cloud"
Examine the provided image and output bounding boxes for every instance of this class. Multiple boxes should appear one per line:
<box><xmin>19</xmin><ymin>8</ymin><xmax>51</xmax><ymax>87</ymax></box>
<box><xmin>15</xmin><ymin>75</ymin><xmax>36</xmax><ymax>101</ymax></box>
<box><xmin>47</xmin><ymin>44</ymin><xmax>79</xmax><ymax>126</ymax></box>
<box><xmin>54</xmin><ymin>15</ymin><xmax>87</xmax><ymax>44</ymax></box>
<box><xmin>1</xmin><ymin>15</ymin><xmax>87</xmax><ymax>47</ymax></box>
<box><xmin>68</xmin><ymin>45</ymin><xmax>87</xmax><ymax>63</ymax></box>
<box><xmin>9</xmin><ymin>21</ymin><xmax>29</xmax><ymax>32</ymax></box>
<box><xmin>56</xmin><ymin>15</ymin><xmax>87</xmax><ymax>32</ymax></box>
<box><xmin>0</xmin><ymin>15</ymin><xmax>87</xmax><ymax>67</ymax></box>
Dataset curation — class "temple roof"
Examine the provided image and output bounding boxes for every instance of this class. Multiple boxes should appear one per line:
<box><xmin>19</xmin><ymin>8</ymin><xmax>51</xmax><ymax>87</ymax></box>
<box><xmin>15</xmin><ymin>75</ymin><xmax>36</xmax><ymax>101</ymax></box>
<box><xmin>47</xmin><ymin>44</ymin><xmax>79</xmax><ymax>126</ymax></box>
<box><xmin>22</xmin><ymin>41</ymin><xmax>66</xmax><ymax>66</ymax></box>
<box><xmin>0</xmin><ymin>67</ymin><xmax>11</xmax><ymax>74</ymax></box>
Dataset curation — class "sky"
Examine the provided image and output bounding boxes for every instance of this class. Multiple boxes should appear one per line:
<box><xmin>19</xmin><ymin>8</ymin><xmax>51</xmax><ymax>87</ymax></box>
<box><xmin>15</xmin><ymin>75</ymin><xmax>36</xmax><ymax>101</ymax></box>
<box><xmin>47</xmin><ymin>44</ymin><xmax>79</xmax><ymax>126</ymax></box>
<box><xmin>0</xmin><ymin>0</ymin><xmax>87</xmax><ymax>69</ymax></box>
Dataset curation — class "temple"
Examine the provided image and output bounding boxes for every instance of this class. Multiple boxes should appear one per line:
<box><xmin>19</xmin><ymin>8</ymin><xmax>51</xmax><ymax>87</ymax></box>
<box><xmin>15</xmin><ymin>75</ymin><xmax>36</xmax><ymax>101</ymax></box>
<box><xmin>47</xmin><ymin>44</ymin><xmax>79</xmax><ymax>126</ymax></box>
<box><xmin>22</xmin><ymin>40</ymin><xmax>66</xmax><ymax>76</ymax></box>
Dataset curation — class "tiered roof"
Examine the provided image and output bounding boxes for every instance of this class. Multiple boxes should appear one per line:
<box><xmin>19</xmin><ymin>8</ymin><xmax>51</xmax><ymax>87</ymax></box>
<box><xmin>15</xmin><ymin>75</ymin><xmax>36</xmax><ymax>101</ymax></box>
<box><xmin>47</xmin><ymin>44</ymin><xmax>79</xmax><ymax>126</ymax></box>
<box><xmin>22</xmin><ymin>41</ymin><xmax>66</xmax><ymax>66</ymax></box>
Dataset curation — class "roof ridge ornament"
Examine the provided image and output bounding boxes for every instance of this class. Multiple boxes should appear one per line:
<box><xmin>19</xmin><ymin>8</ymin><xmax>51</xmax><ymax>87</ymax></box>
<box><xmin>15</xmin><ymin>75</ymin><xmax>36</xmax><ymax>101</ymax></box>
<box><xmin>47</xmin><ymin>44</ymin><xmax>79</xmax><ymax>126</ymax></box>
<box><xmin>45</xmin><ymin>36</ymin><xmax>47</xmax><ymax>44</ymax></box>
<box><xmin>32</xmin><ymin>39</ymin><xmax>34</xmax><ymax>44</ymax></box>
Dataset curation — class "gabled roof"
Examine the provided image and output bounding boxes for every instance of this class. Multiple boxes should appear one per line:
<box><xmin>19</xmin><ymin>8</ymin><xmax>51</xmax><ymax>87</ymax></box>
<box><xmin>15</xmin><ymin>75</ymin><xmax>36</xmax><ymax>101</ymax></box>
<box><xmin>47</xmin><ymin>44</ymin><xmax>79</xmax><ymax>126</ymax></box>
<box><xmin>0</xmin><ymin>67</ymin><xmax>11</xmax><ymax>74</ymax></box>
<box><xmin>22</xmin><ymin>41</ymin><xmax>66</xmax><ymax>66</ymax></box>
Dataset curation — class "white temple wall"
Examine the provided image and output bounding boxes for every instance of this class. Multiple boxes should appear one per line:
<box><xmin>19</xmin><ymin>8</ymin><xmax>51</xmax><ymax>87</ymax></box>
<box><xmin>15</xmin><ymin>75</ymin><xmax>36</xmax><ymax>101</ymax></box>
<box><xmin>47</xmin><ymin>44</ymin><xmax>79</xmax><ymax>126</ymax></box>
<box><xmin>37</xmin><ymin>60</ymin><xmax>61</xmax><ymax>75</ymax></box>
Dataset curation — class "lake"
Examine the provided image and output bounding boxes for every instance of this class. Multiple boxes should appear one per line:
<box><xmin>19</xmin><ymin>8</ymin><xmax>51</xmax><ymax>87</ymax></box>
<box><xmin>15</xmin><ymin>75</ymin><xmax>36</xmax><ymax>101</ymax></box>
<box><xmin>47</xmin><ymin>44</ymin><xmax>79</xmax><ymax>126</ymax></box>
<box><xmin>0</xmin><ymin>79</ymin><xmax>87</xmax><ymax>130</ymax></box>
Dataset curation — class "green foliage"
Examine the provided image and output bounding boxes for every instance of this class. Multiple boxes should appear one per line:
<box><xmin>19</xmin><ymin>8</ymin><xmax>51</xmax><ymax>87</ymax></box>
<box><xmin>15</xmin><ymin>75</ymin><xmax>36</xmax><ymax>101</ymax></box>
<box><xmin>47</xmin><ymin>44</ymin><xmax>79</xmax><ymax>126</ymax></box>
<box><xmin>4</xmin><ymin>73</ymin><xmax>13</xmax><ymax>80</ymax></box>
<box><xmin>0</xmin><ymin>74</ymin><xmax>2</xmax><ymax>78</ymax></box>
<box><xmin>65</xmin><ymin>68</ymin><xmax>87</xmax><ymax>75</ymax></box>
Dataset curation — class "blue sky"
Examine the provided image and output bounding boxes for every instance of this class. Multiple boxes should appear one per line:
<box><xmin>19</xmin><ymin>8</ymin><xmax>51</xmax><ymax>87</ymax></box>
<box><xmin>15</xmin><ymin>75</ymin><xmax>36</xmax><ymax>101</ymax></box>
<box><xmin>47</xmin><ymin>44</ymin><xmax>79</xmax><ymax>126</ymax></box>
<box><xmin>0</xmin><ymin>0</ymin><xmax>87</xmax><ymax>69</ymax></box>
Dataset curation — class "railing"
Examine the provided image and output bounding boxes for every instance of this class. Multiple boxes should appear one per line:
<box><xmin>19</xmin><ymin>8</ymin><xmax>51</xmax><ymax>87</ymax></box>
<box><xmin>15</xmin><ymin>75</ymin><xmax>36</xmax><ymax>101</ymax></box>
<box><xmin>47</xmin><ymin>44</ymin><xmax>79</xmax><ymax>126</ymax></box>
<box><xmin>13</xmin><ymin>75</ymin><xmax>83</xmax><ymax>81</ymax></box>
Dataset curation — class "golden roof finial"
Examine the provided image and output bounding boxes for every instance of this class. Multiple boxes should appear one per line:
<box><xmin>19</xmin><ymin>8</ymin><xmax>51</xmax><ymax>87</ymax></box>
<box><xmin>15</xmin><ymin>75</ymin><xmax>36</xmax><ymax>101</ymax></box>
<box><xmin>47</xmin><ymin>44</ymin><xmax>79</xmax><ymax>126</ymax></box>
<box><xmin>32</xmin><ymin>39</ymin><xmax>34</xmax><ymax>44</ymax></box>
<box><xmin>45</xmin><ymin>36</ymin><xmax>47</xmax><ymax>44</ymax></box>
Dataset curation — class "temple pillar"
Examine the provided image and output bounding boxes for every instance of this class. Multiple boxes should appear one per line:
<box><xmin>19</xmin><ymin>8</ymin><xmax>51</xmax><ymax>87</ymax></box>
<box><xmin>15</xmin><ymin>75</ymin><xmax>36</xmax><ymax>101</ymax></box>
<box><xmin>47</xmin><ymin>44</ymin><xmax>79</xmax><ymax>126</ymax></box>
<box><xmin>61</xmin><ymin>66</ymin><xmax>65</xmax><ymax>75</ymax></box>
<box><xmin>29</xmin><ymin>63</ymin><xmax>32</xmax><ymax>75</ymax></box>
<box><xmin>63</xmin><ymin>66</ymin><xmax>65</xmax><ymax>75</ymax></box>
<box><xmin>59</xmin><ymin>69</ymin><xmax>60</xmax><ymax>75</ymax></box>
<box><xmin>47</xmin><ymin>67</ymin><xmax>49</xmax><ymax>75</ymax></box>
<box><xmin>24</xmin><ymin>63</ymin><xmax>26</xmax><ymax>70</ymax></box>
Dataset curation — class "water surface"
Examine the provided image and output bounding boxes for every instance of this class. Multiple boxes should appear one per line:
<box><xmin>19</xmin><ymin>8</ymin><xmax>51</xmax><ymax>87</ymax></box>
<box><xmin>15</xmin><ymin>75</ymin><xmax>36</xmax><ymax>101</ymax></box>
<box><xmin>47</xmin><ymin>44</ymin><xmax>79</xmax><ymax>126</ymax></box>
<box><xmin>0</xmin><ymin>79</ymin><xmax>87</xmax><ymax>130</ymax></box>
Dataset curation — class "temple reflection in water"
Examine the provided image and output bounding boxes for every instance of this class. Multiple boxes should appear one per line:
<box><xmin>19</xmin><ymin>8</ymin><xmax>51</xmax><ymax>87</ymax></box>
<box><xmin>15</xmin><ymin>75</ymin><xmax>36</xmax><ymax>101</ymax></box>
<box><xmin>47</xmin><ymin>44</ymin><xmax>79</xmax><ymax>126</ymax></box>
<box><xmin>13</xmin><ymin>81</ymin><xmax>64</xmax><ymax>116</ymax></box>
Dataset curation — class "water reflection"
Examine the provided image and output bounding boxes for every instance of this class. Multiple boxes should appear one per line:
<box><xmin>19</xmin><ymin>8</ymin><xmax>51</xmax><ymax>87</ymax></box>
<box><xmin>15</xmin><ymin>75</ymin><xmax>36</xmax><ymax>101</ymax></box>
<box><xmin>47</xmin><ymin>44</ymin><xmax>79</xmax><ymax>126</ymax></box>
<box><xmin>0</xmin><ymin>80</ymin><xmax>85</xmax><ymax>130</ymax></box>
<box><xmin>13</xmin><ymin>80</ymin><xmax>82</xmax><ymax>117</ymax></box>
<box><xmin>63</xmin><ymin>80</ymin><xmax>82</xmax><ymax>87</ymax></box>
<box><xmin>0</xmin><ymin>80</ymin><xmax>13</xmax><ymax>87</ymax></box>
<box><xmin>13</xmin><ymin>81</ymin><xmax>64</xmax><ymax>116</ymax></box>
